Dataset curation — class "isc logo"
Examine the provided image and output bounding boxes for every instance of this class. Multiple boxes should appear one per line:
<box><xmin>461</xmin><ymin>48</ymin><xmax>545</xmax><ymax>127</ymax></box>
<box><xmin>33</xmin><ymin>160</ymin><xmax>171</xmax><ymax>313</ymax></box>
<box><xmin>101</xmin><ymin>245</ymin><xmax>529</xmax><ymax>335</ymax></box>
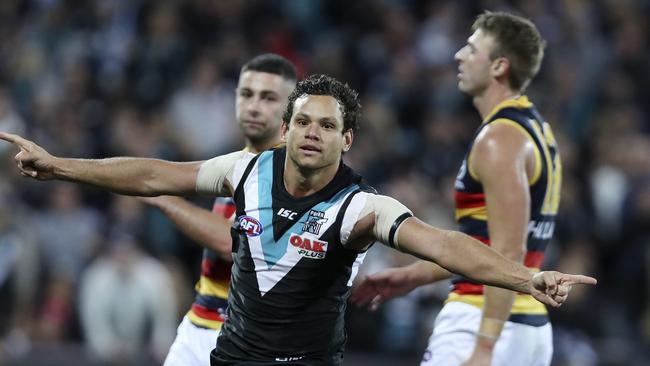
<box><xmin>277</xmin><ymin>208</ymin><xmax>297</xmax><ymax>220</ymax></box>
<box><xmin>289</xmin><ymin>233</ymin><xmax>328</xmax><ymax>259</ymax></box>
<box><xmin>238</xmin><ymin>216</ymin><xmax>263</xmax><ymax>237</ymax></box>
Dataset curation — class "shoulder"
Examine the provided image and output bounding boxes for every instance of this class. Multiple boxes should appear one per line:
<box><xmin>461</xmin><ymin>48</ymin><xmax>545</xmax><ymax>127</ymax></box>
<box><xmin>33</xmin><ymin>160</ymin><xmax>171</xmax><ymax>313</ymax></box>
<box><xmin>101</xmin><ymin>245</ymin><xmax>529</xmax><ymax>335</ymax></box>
<box><xmin>473</xmin><ymin>119</ymin><xmax>535</xmax><ymax>163</ymax></box>
<box><xmin>201</xmin><ymin>150</ymin><xmax>256</xmax><ymax>170</ymax></box>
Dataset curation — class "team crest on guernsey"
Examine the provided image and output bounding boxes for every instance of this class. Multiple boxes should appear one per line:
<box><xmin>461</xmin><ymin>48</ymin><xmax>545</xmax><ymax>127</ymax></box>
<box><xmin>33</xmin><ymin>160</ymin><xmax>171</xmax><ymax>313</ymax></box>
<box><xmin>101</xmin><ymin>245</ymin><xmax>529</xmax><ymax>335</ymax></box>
<box><xmin>238</xmin><ymin>216</ymin><xmax>263</xmax><ymax>237</ymax></box>
<box><xmin>302</xmin><ymin>209</ymin><xmax>328</xmax><ymax>235</ymax></box>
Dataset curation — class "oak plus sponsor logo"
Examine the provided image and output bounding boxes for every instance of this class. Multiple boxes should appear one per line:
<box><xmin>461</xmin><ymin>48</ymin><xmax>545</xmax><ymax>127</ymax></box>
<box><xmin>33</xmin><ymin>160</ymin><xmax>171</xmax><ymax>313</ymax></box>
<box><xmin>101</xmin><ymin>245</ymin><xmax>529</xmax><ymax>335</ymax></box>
<box><xmin>238</xmin><ymin>215</ymin><xmax>263</xmax><ymax>237</ymax></box>
<box><xmin>289</xmin><ymin>233</ymin><xmax>328</xmax><ymax>259</ymax></box>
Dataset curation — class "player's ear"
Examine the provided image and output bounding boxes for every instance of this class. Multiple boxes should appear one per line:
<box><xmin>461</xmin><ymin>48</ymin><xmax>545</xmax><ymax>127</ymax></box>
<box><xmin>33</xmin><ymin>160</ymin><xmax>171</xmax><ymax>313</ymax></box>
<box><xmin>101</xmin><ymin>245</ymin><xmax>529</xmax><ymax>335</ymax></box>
<box><xmin>281</xmin><ymin>120</ymin><xmax>289</xmax><ymax>142</ymax></box>
<box><xmin>491</xmin><ymin>57</ymin><xmax>509</xmax><ymax>79</ymax></box>
<box><xmin>342</xmin><ymin>129</ymin><xmax>353</xmax><ymax>153</ymax></box>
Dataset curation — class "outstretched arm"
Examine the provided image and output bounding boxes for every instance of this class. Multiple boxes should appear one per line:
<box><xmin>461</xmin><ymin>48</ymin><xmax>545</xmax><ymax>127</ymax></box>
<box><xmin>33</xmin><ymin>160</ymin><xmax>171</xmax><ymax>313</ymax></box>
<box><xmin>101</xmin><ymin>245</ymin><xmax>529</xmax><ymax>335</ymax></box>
<box><xmin>396</xmin><ymin>217</ymin><xmax>595</xmax><ymax>306</ymax></box>
<box><xmin>347</xmin><ymin>195</ymin><xmax>596</xmax><ymax>308</ymax></box>
<box><xmin>1</xmin><ymin>132</ymin><xmax>200</xmax><ymax>196</ymax></box>
<box><xmin>140</xmin><ymin>196</ymin><xmax>233</xmax><ymax>258</ymax></box>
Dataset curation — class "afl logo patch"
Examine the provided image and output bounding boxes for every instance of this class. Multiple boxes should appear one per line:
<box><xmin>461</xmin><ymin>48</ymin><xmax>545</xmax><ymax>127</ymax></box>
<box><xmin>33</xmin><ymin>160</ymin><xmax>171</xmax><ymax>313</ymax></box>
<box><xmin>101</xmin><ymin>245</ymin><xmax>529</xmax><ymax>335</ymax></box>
<box><xmin>238</xmin><ymin>216</ymin><xmax>263</xmax><ymax>237</ymax></box>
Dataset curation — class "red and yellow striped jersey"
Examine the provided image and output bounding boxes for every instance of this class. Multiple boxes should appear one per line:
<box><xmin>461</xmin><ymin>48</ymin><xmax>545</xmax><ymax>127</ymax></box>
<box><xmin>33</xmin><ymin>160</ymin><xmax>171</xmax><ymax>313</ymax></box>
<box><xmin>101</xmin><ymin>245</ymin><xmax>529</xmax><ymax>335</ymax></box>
<box><xmin>185</xmin><ymin>198</ymin><xmax>234</xmax><ymax>330</ymax></box>
<box><xmin>450</xmin><ymin>96</ymin><xmax>562</xmax><ymax>326</ymax></box>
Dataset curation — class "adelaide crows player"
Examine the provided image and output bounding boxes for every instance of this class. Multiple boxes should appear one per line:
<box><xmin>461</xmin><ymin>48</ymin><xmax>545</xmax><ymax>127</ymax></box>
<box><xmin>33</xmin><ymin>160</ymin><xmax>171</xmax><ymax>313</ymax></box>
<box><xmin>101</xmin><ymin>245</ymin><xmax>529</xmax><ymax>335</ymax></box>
<box><xmin>352</xmin><ymin>11</ymin><xmax>564</xmax><ymax>366</ymax></box>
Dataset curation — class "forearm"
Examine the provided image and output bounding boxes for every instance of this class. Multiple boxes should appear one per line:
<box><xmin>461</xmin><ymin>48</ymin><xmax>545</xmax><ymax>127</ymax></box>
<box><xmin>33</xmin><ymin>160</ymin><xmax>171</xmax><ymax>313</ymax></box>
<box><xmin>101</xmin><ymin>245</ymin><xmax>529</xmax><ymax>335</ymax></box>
<box><xmin>397</xmin><ymin>219</ymin><xmax>533</xmax><ymax>294</ymax></box>
<box><xmin>153</xmin><ymin>197</ymin><xmax>233</xmax><ymax>257</ymax></box>
<box><xmin>406</xmin><ymin>260</ymin><xmax>453</xmax><ymax>287</ymax></box>
<box><xmin>54</xmin><ymin>157</ymin><xmax>197</xmax><ymax>196</ymax></box>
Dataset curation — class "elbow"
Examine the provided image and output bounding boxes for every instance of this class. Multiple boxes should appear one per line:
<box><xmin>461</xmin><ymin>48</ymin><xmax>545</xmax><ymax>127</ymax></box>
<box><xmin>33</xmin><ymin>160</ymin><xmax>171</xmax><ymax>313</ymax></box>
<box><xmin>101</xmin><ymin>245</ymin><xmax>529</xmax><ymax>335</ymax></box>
<box><xmin>140</xmin><ymin>170</ymin><xmax>168</xmax><ymax>196</ymax></box>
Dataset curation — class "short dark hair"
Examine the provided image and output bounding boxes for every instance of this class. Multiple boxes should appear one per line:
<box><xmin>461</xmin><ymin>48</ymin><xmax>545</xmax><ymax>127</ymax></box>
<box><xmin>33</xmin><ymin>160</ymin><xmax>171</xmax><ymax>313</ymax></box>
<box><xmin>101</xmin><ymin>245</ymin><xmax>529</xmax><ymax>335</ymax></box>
<box><xmin>472</xmin><ymin>11</ymin><xmax>546</xmax><ymax>92</ymax></box>
<box><xmin>241</xmin><ymin>53</ymin><xmax>297</xmax><ymax>82</ymax></box>
<box><xmin>283</xmin><ymin>74</ymin><xmax>361</xmax><ymax>133</ymax></box>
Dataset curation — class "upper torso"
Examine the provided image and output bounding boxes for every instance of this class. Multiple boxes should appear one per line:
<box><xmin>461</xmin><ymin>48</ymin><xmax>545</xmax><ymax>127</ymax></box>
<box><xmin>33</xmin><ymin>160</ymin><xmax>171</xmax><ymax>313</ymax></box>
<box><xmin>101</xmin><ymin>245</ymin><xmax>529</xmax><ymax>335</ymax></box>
<box><xmin>201</xmin><ymin>148</ymin><xmax>372</xmax><ymax>362</ymax></box>
<box><xmin>451</xmin><ymin>96</ymin><xmax>562</xmax><ymax>326</ymax></box>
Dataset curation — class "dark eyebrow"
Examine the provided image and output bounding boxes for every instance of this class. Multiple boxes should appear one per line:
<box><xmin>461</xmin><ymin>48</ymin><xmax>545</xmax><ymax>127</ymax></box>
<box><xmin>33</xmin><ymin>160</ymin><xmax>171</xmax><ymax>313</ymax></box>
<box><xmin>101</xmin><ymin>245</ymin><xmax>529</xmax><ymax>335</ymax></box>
<box><xmin>319</xmin><ymin>117</ymin><xmax>337</xmax><ymax>124</ymax></box>
<box><xmin>260</xmin><ymin>90</ymin><xmax>279</xmax><ymax>97</ymax></box>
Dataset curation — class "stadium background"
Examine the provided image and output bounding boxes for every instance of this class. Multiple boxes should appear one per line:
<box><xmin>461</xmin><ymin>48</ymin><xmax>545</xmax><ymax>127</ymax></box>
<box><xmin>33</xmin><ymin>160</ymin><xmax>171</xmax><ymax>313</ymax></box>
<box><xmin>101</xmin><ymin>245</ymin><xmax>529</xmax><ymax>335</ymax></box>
<box><xmin>0</xmin><ymin>0</ymin><xmax>648</xmax><ymax>365</ymax></box>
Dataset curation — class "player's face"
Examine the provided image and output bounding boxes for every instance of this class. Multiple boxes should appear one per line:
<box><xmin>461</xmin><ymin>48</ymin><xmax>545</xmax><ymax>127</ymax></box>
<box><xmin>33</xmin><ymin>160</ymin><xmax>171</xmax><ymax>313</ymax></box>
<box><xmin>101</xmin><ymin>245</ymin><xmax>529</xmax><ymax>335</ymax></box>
<box><xmin>282</xmin><ymin>95</ymin><xmax>353</xmax><ymax>172</ymax></box>
<box><xmin>236</xmin><ymin>71</ymin><xmax>294</xmax><ymax>146</ymax></box>
<box><xmin>454</xmin><ymin>29</ymin><xmax>496</xmax><ymax>96</ymax></box>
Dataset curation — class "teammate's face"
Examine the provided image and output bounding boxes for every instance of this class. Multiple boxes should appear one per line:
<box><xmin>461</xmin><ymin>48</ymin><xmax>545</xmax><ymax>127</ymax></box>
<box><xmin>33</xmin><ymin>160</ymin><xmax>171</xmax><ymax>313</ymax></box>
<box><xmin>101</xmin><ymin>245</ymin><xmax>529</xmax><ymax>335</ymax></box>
<box><xmin>454</xmin><ymin>29</ymin><xmax>497</xmax><ymax>96</ymax></box>
<box><xmin>282</xmin><ymin>95</ymin><xmax>353</xmax><ymax>171</ymax></box>
<box><xmin>236</xmin><ymin>71</ymin><xmax>294</xmax><ymax>146</ymax></box>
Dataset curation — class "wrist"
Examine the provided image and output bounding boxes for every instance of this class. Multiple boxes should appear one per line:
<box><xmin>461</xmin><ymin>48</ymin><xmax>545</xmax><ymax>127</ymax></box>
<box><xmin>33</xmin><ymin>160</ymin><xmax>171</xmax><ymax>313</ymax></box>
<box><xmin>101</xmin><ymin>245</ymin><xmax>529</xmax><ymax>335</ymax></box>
<box><xmin>475</xmin><ymin>333</ymin><xmax>497</xmax><ymax>349</ymax></box>
<box><xmin>51</xmin><ymin>157</ymin><xmax>68</xmax><ymax>178</ymax></box>
<box><xmin>477</xmin><ymin>317</ymin><xmax>505</xmax><ymax>344</ymax></box>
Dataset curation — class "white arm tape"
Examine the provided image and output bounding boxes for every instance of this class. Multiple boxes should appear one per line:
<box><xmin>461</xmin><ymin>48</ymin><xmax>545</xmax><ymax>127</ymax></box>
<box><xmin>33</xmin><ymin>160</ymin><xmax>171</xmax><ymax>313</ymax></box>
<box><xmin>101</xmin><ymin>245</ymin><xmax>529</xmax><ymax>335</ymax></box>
<box><xmin>360</xmin><ymin>195</ymin><xmax>412</xmax><ymax>248</ymax></box>
<box><xmin>196</xmin><ymin>150</ymin><xmax>253</xmax><ymax>196</ymax></box>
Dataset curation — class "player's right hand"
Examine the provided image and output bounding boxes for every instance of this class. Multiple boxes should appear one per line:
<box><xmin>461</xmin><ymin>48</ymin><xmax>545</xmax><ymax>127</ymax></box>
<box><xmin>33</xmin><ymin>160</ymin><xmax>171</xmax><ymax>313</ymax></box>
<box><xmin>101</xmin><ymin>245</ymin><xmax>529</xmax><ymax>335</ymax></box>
<box><xmin>530</xmin><ymin>271</ymin><xmax>597</xmax><ymax>307</ymax></box>
<box><xmin>350</xmin><ymin>268</ymin><xmax>416</xmax><ymax>311</ymax></box>
<box><xmin>0</xmin><ymin>132</ymin><xmax>57</xmax><ymax>180</ymax></box>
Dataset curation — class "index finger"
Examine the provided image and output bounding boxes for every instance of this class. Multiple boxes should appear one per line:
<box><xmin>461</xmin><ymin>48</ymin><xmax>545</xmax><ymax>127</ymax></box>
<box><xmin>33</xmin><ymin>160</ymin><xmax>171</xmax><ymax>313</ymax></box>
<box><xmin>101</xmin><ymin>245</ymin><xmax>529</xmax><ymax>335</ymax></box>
<box><xmin>0</xmin><ymin>132</ymin><xmax>30</xmax><ymax>148</ymax></box>
<box><xmin>563</xmin><ymin>274</ymin><xmax>597</xmax><ymax>286</ymax></box>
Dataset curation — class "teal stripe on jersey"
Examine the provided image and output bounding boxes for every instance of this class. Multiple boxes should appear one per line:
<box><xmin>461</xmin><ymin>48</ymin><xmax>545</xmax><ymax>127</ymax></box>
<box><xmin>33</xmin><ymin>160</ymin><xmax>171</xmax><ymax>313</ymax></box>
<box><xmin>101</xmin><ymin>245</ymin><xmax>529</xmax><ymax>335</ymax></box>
<box><xmin>254</xmin><ymin>152</ymin><xmax>360</xmax><ymax>270</ymax></box>
<box><xmin>263</xmin><ymin>183</ymin><xmax>360</xmax><ymax>269</ymax></box>
<box><xmin>255</xmin><ymin>151</ymin><xmax>283</xmax><ymax>268</ymax></box>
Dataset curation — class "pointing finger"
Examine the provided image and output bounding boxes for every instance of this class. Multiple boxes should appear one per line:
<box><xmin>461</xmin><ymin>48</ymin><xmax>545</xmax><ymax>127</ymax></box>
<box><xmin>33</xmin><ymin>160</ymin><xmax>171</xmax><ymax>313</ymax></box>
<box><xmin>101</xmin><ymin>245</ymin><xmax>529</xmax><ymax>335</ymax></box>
<box><xmin>0</xmin><ymin>132</ymin><xmax>31</xmax><ymax>149</ymax></box>
<box><xmin>562</xmin><ymin>274</ymin><xmax>597</xmax><ymax>286</ymax></box>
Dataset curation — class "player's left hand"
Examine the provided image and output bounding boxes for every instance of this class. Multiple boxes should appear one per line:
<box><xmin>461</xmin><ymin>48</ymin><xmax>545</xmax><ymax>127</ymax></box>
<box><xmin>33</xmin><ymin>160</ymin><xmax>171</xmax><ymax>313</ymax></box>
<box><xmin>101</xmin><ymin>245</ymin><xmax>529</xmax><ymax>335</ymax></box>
<box><xmin>530</xmin><ymin>271</ymin><xmax>597</xmax><ymax>307</ymax></box>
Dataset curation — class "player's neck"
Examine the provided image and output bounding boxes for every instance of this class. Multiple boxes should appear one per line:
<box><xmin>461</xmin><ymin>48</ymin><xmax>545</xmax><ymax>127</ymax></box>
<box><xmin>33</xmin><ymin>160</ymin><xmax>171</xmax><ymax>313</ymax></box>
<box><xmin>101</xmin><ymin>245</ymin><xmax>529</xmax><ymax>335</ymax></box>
<box><xmin>246</xmin><ymin>137</ymin><xmax>283</xmax><ymax>154</ymax></box>
<box><xmin>473</xmin><ymin>83</ymin><xmax>520</xmax><ymax>120</ymax></box>
<box><xmin>283</xmin><ymin>158</ymin><xmax>339</xmax><ymax>198</ymax></box>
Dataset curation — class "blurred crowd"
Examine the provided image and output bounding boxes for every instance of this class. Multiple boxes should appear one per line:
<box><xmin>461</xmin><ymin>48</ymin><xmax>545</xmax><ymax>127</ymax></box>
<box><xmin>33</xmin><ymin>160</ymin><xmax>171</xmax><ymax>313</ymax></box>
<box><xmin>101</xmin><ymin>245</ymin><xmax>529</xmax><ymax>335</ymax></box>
<box><xmin>0</xmin><ymin>0</ymin><xmax>648</xmax><ymax>365</ymax></box>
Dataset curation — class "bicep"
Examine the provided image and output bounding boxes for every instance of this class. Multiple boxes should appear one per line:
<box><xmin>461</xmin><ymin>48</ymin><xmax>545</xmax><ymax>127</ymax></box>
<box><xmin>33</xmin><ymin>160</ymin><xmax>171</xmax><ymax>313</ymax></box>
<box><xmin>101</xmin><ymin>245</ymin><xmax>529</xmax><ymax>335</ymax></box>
<box><xmin>347</xmin><ymin>194</ymin><xmax>412</xmax><ymax>249</ymax></box>
<box><xmin>471</xmin><ymin>123</ymin><xmax>532</xmax><ymax>252</ymax></box>
<box><xmin>154</xmin><ymin>160</ymin><xmax>203</xmax><ymax>195</ymax></box>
